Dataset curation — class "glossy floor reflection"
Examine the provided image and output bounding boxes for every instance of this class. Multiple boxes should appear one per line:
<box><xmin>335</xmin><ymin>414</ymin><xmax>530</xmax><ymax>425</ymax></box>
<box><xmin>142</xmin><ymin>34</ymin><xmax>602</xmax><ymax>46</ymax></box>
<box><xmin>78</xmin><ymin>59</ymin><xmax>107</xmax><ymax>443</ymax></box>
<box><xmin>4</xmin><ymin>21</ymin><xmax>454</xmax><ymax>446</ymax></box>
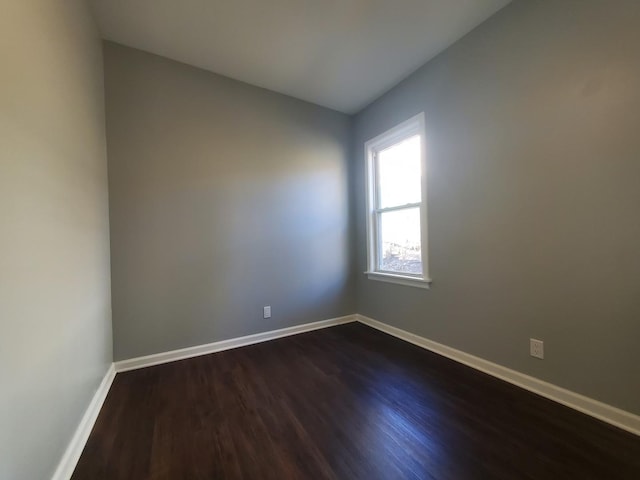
<box><xmin>73</xmin><ymin>323</ymin><xmax>640</xmax><ymax>479</ymax></box>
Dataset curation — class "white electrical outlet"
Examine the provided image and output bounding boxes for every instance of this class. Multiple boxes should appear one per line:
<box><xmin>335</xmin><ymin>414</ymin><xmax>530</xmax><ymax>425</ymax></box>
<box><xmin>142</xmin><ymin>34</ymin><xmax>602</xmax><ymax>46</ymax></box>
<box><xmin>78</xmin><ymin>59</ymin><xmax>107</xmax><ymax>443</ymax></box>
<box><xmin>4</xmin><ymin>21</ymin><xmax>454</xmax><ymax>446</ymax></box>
<box><xmin>530</xmin><ymin>338</ymin><xmax>544</xmax><ymax>359</ymax></box>
<box><xmin>263</xmin><ymin>306</ymin><xmax>271</xmax><ymax>319</ymax></box>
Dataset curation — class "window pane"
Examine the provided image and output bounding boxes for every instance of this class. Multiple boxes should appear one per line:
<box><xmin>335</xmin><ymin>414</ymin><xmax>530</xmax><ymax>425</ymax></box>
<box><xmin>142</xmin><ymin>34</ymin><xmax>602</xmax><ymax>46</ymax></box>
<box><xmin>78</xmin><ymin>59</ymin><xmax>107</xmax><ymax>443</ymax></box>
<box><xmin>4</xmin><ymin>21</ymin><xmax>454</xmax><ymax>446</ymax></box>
<box><xmin>379</xmin><ymin>208</ymin><xmax>422</xmax><ymax>275</ymax></box>
<box><xmin>377</xmin><ymin>135</ymin><xmax>421</xmax><ymax>208</ymax></box>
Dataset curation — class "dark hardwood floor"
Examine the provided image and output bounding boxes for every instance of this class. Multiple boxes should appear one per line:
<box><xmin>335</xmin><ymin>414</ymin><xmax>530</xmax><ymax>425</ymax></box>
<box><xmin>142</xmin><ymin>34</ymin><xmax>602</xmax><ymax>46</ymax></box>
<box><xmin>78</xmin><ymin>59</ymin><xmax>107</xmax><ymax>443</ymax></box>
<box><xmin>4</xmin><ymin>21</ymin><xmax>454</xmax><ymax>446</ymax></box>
<box><xmin>73</xmin><ymin>323</ymin><xmax>640</xmax><ymax>479</ymax></box>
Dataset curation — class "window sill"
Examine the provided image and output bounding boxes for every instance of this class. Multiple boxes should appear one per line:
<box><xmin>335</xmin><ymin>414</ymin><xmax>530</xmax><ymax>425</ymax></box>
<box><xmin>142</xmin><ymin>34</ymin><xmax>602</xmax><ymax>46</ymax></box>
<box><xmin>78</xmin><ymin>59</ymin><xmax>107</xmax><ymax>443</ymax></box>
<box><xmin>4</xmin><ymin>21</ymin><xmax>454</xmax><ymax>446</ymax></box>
<box><xmin>364</xmin><ymin>271</ymin><xmax>432</xmax><ymax>289</ymax></box>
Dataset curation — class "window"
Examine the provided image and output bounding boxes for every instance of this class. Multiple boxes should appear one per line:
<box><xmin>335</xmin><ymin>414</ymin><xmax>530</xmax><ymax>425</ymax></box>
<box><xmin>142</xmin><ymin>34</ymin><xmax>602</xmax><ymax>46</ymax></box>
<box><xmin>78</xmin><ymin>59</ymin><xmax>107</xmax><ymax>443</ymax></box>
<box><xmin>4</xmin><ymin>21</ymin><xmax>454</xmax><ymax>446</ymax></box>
<box><xmin>364</xmin><ymin>113</ymin><xmax>430</xmax><ymax>288</ymax></box>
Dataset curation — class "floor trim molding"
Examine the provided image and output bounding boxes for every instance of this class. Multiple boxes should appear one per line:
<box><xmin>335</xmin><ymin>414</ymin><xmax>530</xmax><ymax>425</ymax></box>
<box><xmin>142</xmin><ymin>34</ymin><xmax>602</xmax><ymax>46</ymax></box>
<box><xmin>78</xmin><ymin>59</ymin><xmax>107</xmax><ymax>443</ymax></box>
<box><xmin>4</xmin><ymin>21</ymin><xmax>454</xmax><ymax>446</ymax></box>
<box><xmin>115</xmin><ymin>314</ymin><xmax>357</xmax><ymax>373</ymax></box>
<box><xmin>53</xmin><ymin>315</ymin><xmax>357</xmax><ymax>479</ymax></box>
<box><xmin>51</xmin><ymin>364</ymin><xmax>116</xmax><ymax>480</ymax></box>
<box><xmin>53</xmin><ymin>312</ymin><xmax>639</xmax><ymax>480</ymax></box>
<box><xmin>356</xmin><ymin>314</ymin><xmax>640</xmax><ymax>437</ymax></box>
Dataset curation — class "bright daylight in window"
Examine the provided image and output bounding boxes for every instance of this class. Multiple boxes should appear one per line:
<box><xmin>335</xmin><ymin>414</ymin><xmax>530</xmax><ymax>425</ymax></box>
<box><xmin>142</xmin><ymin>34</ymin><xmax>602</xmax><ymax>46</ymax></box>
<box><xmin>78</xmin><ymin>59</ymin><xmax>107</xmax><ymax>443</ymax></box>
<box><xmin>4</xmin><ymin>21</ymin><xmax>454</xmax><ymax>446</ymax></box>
<box><xmin>365</xmin><ymin>113</ymin><xmax>430</xmax><ymax>288</ymax></box>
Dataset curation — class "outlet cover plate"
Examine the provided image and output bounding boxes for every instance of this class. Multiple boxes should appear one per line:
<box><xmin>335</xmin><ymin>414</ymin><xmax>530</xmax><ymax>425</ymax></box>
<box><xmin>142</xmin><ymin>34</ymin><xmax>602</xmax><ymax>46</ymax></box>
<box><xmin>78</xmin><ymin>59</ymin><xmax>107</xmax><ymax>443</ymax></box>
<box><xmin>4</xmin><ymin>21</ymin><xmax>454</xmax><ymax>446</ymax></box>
<box><xmin>530</xmin><ymin>338</ymin><xmax>544</xmax><ymax>359</ymax></box>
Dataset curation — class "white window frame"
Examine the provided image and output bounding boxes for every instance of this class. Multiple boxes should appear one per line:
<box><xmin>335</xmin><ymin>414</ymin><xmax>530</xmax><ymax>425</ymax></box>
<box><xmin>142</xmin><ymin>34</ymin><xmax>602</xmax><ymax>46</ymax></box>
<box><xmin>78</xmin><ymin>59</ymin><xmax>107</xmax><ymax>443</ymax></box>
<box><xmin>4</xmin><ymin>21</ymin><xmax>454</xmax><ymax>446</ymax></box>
<box><xmin>364</xmin><ymin>113</ymin><xmax>430</xmax><ymax>289</ymax></box>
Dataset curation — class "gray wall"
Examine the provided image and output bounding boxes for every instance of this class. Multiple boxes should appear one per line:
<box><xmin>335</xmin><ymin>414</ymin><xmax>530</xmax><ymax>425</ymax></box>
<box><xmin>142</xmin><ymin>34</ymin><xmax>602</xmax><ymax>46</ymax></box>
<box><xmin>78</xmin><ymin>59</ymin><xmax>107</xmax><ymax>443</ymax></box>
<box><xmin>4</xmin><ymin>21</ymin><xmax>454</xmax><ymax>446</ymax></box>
<box><xmin>354</xmin><ymin>0</ymin><xmax>640</xmax><ymax>415</ymax></box>
<box><xmin>0</xmin><ymin>1</ymin><xmax>112</xmax><ymax>479</ymax></box>
<box><xmin>104</xmin><ymin>43</ymin><xmax>354</xmax><ymax>361</ymax></box>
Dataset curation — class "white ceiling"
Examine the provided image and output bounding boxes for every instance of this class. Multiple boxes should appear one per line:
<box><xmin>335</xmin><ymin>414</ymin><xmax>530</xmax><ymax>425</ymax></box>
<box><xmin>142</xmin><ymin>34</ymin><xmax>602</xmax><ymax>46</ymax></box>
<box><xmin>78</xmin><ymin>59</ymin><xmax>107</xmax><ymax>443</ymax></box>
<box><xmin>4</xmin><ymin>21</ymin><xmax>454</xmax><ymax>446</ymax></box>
<box><xmin>90</xmin><ymin>0</ymin><xmax>510</xmax><ymax>114</ymax></box>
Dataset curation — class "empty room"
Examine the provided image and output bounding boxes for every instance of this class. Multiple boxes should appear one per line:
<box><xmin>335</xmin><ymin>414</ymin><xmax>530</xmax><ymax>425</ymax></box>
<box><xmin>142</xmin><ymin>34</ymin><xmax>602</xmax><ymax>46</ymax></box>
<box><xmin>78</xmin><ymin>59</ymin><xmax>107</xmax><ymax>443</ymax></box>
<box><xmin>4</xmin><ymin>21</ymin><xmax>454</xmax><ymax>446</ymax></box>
<box><xmin>3</xmin><ymin>0</ymin><xmax>640</xmax><ymax>479</ymax></box>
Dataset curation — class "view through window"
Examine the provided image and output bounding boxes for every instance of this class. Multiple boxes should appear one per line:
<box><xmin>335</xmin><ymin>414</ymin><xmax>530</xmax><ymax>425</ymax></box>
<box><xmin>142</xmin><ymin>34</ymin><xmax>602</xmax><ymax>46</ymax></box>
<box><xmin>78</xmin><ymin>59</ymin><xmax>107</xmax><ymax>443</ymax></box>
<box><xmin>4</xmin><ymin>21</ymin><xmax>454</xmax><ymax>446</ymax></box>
<box><xmin>377</xmin><ymin>135</ymin><xmax>422</xmax><ymax>274</ymax></box>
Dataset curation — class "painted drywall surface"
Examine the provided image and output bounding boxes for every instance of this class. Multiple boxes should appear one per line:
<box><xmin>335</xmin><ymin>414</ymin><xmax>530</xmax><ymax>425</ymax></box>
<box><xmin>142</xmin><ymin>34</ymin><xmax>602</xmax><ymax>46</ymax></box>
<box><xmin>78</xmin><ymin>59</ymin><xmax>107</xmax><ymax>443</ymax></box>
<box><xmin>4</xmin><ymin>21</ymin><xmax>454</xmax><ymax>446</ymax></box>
<box><xmin>354</xmin><ymin>0</ymin><xmax>640</xmax><ymax>415</ymax></box>
<box><xmin>0</xmin><ymin>1</ymin><xmax>112</xmax><ymax>479</ymax></box>
<box><xmin>104</xmin><ymin>43</ymin><xmax>354</xmax><ymax>360</ymax></box>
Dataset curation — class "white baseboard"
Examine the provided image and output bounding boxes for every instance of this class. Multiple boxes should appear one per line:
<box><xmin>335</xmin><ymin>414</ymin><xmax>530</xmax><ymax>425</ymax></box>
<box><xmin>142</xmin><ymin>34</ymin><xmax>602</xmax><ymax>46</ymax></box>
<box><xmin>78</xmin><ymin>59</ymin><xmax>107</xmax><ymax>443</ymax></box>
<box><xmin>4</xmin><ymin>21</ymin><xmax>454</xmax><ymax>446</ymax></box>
<box><xmin>51</xmin><ymin>364</ymin><xmax>116</xmax><ymax>480</ymax></box>
<box><xmin>356</xmin><ymin>314</ymin><xmax>640</xmax><ymax>437</ymax></box>
<box><xmin>51</xmin><ymin>315</ymin><xmax>357</xmax><ymax>480</ymax></box>
<box><xmin>115</xmin><ymin>314</ymin><xmax>357</xmax><ymax>373</ymax></box>
<box><xmin>52</xmin><ymin>312</ymin><xmax>639</xmax><ymax>480</ymax></box>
